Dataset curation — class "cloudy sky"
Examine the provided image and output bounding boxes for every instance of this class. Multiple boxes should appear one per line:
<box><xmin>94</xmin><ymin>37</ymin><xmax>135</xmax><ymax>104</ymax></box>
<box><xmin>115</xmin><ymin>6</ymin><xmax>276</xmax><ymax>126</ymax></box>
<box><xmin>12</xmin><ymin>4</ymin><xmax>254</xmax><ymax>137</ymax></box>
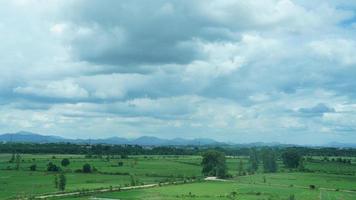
<box><xmin>1</xmin><ymin>0</ymin><xmax>356</xmax><ymax>144</ymax></box>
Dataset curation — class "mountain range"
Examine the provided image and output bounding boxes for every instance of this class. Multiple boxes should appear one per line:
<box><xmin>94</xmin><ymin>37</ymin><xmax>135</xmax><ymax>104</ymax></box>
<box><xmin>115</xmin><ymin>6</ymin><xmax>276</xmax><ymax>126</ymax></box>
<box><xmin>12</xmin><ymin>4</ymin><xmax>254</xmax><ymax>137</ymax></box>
<box><xmin>0</xmin><ymin>131</ymin><xmax>220</xmax><ymax>146</ymax></box>
<box><xmin>0</xmin><ymin>131</ymin><xmax>354</xmax><ymax>148</ymax></box>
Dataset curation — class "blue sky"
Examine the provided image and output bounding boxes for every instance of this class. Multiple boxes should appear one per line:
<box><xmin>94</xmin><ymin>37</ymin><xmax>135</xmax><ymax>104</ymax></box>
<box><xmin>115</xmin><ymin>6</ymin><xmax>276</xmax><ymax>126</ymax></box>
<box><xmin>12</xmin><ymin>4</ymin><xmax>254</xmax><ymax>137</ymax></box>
<box><xmin>1</xmin><ymin>0</ymin><xmax>356</xmax><ymax>144</ymax></box>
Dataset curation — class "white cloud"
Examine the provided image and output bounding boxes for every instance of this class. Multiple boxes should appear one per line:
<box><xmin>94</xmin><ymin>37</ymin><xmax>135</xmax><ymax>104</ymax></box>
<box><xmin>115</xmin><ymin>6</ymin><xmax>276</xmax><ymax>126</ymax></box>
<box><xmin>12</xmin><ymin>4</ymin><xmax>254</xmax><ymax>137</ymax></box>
<box><xmin>14</xmin><ymin>80</ymin><xmax>89</xmax><ymax>99</ymax></box>
<box><xmin>309</xmin><ymin>39</ymin><xmax>356</xmax><ymax>65</ymax></box>
<box><xmin>1</xmin><ymin>0</ymin><xmax>356</xmax><ymax>143</ymax></box>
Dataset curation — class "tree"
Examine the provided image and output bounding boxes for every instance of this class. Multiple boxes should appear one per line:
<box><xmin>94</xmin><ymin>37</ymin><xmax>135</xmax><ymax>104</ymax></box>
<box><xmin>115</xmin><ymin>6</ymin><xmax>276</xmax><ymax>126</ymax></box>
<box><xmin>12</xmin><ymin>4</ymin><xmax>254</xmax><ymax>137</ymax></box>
<box><xmin>238</xmin><ymin>159</ymin><xmax>244</xmax><ymax>176</ymax></box>
<box><xmin>47</xmin><ymin>162</ymin><xmax>61</xmax><ymax>172</ymax></box>
<box><xmin>54</xmin><ymin>175</ymin><xmax>58</xmax><ymax>188</ymax></box>
<box><xmin>248</xmin><ymin>148</ymin><xmax>259</xmax><ymax>173</ymax></box>
<box><xmin>282</xmin><ymin>149</ymin><xmax>302</xmax><ymax>168</ymax></box>
<box><xmin>82</xmin><ymin>163</ymin><xmax>92</xmax><ymax>173</ymax></box>
<box><xmin>130</xmin><ymin>174</ymin><xmax>137</xmax><ymax>186</ymax></box>
<box><xmin>262</xmin><ymin>149</ymin><xmax>277</xmax><ymax>173</ymax></box>
<box><xmin>61</xmin><ymin>158</ymin><xmax>70</xmax><ymax>167</ymax></box>
<box><xmin>9</xmin><ymin>152</ymin><xmax>15</xmax><ymax>163</ymax></box>
<box><xmin>58</xmin><ymin>173</ymin><xmax>66</xmax><ymax>191</ymax></box>
<box><xmin>201</xmin><ymin>150</ymin><xmax>227</xmax><ymax>178</ymax></box>
<box><xmin>15</xmin><ymin>153</ymin><xmax>21</xmax><ymax>170</ymax></box>
<box><xmin>298</xmin><ymin>158</ymin><xmax>305</xmax><ymax>171</ymax></box>
<box><xmin>30</xmin><ymin>164</ymin><xmax>37</xmax><ymax>171</ymax></box>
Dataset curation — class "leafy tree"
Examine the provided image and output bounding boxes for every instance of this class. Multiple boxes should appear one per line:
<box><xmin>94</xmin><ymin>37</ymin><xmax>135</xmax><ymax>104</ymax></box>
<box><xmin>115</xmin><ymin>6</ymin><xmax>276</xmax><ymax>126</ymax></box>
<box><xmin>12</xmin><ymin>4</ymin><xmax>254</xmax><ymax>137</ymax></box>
<box><xmin>238</xmin><ymin>159</ymin><xmax>244</xmax><ymax>176</ymax></box>
<box><xmin>262</xmin><ymin>149</ymin><xmax>277</xmax><ymax>173</ymax></box>
<box><xmin>61</xmin><ymin>158</ymin><xmax>70</xmax><ymax>167</ymax></box>
<box><xmin>121</xmin><ymin>154</ymin><xmax>128</xmax><ymax>159</ymax></box>
<box><xmin>248</xmin><ymin>148</ymin><xmax>259</xmax><ymax>173</ymax></box>
<box><xmin>58</xmin><ymin>173</ymin><xmax>66</xmax><ymax>191</ymax></box>
<box><xmin>54</xmin><ymin>175</ymin><xmax>58</xmax><ymax>188</ymax></box>
<box><xmin>15</xmin><ymin>153</ymin><xmax>21</xmax><ymax>170</ymax></box>
<box><xmin>82</xmin><ymin>163</ymin><xmax>92</xmax><ymax>173</ymax></box>
<box><xmin>282</xmin><ymin>149</ymin><xmax>301</xmax><ymax>168</ymax></box>
<box><xmin>201</xmin><ymin>150</ymin><xmax>227</xmax><ymax>178</ymax></box>
<box><xmin>47</xmin><ymin>162</ymin><xmax>61</xmax><ymax>172</ymax></box>
<box><xmin>298</xmin><ymin>158</ymin><xmax>305</xmax><ymax>171</ymax></box>
<box><xmin>29</xmin><ymin>164</ymin><xmax>37</xmax><ymax>171</ymax></box>
<box><xmin>9</xmin><ymin>152</ymin><xmax>15</xmax><ymax>163</ymax></box>
<box><xmin>130</xmin><ymin>174</ymin><xmax>137</xmax><ymax>186</ymax></box>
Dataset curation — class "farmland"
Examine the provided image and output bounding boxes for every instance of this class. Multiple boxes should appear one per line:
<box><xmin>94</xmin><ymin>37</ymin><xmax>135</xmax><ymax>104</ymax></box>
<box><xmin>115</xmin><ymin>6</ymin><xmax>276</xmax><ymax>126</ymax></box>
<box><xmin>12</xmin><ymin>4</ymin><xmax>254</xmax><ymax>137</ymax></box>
<box><xmin>1</xmin><ymin>149</ymin><xmax>356</xmax><ymax>200</ymax></box>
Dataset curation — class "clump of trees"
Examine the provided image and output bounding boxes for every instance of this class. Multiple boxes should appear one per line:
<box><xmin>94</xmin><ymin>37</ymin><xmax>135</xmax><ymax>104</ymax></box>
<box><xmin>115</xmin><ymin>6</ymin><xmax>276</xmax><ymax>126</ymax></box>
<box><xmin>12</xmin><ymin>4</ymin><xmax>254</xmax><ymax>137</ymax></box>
<box><xmin>201</xmin><ymin>150</ymin><xmax>227</xmax><ymax>178</ymax></box>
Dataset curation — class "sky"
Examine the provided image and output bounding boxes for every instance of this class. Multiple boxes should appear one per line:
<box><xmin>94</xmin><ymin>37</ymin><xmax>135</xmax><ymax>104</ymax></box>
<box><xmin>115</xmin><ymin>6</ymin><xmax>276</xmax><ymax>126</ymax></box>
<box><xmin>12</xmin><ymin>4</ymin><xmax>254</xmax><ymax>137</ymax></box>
<box><xmin>1</xmin><ymin>0</ymin><xmax>356</xmax><ymax>145</ymax></box>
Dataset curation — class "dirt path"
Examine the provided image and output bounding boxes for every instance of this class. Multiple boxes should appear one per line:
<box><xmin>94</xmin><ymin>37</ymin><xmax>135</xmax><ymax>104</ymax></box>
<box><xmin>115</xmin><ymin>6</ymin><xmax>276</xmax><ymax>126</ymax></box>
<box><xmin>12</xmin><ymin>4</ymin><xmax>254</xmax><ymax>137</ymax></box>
<box><xmin>33</xmin><ymin>184</ymin><xmax>158</xmax><ymax>199</ymax></box>
<box><xmin>31</xmin><ymin>180</ymin><xmax>196</xmax><ymax>200</ymax></box>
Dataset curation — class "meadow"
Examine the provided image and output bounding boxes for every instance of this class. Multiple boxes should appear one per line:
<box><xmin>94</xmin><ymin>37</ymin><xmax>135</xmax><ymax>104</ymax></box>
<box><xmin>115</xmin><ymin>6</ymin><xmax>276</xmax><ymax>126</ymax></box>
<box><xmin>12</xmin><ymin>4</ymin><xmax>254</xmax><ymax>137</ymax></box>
<box><xmin>0</xmin><ymin>153</ymin><xmax>356</xmax><ymax>199</ymax></box>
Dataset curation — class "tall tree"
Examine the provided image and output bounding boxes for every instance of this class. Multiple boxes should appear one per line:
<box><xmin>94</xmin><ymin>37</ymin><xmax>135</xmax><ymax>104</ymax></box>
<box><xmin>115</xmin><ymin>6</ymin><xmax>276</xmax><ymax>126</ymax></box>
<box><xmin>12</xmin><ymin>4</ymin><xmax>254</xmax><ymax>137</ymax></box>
<box><xmin>15</xmin><ymin>153</ymin><xmax>21</xmax><ymax>170</ymax></box>
<box><xmin>238</xmin><ymin>159</ymin><xmax>244</xmax><ymax>176</ymax></box>
<box><xmin>248</xmin><ymin>148</ymin><xmax>259</xmax><ymax>173</ymax></box>
<box><xmin>58</xmin><ymin>173</ymin><xmax>66</xmax><ymax>191</ymax></box>
<box><xmin>54</xmin><ymin>175</ymin><xmax>58</xmax><ymax>189</ymax></box>
<box><xmin>282</xmin><ymin>149</ymin><xmax>301</xmax><ymax>168</ymax></box>
<box><xmin>201</xmin><ymin>150</ymin><xmax>227</xmax><ymax>178</ymax></box>
<box><xmin>262</xmin><ymin>148</ymin><xmax>277</xmax><ymax>173</ymax></box>
<box><xmin>298</xmin><ymin>158</ymin><xmax>305</xmax><ymax>171</ymax></box>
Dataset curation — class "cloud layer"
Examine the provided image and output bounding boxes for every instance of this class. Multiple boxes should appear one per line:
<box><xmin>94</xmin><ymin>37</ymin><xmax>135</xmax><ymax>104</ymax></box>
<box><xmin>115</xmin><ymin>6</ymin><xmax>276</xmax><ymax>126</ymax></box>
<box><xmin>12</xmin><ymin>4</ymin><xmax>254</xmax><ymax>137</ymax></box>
<box><xmin>1</xmin><ymin>0</ymin><xmax>356</xmax><ymax>144</ymax></box>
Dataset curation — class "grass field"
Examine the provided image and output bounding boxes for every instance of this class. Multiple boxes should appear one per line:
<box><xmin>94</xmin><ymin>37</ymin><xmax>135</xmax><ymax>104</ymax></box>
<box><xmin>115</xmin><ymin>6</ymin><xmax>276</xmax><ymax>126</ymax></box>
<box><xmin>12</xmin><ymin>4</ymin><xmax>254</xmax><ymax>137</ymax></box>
<box><xmin>1</xmin><ymin>154</ymin><xmax>356</xmax><ymax>199</ymax></box>
<box><xmin>63</xmin><ymin>174</ymin><xmax>356</xmax><ymax>200</ymax></box>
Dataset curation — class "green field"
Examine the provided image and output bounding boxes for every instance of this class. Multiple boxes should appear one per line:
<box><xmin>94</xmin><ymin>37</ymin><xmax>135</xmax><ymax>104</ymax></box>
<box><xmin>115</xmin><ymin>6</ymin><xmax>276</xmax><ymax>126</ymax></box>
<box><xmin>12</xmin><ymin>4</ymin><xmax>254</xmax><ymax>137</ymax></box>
<box><xmin>1</xmin><ymin>154</ymin><xmax>356</xmax><ymax>199</ymax></box>
<box><xmin>64</xmin><ymin>173</ymin><xmax>356</xmax><ymax>200</ymax></box>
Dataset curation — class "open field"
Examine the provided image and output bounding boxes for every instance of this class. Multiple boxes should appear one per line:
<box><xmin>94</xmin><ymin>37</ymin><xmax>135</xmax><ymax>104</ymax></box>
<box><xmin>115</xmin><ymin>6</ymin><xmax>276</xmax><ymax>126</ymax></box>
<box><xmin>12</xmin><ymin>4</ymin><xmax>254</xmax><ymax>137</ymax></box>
<box><xmin>62</xmin><ymin>173</ymin><xmax>356</xmax><ymax>200</ymax></box>
<box><xmin>1</xmin><ymin>154</ymin><xmax>356</xmax><ymax>199</ymax></box>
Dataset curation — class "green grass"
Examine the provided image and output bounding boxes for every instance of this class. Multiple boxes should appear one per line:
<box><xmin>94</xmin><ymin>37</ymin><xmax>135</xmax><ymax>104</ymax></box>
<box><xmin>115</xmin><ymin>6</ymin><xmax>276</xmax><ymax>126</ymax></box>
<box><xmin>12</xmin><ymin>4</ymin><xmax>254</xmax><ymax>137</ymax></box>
<box><xmin>66</xmin><ymin>179</ymin><xmax>356</xmax><ymax>200</ymax></box>
<box><xmin>1</xmin><ymin>154</ymin><xmax>356</xmax><ymax>199</ymax></box>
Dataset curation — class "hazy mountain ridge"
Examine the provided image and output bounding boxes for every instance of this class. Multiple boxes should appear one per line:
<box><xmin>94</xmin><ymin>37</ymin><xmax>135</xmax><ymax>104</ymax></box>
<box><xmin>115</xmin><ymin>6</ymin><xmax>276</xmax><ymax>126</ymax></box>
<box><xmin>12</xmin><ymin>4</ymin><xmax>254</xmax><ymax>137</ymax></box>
<box><xmin>0</xmin><ymin>131</ymin><xmax>221</xmax><ymax>146</ymax></box>
<box><xmin>0</xmin><ymin>131</ymin><xmax>349</xmax><ymax>147</ymax></box>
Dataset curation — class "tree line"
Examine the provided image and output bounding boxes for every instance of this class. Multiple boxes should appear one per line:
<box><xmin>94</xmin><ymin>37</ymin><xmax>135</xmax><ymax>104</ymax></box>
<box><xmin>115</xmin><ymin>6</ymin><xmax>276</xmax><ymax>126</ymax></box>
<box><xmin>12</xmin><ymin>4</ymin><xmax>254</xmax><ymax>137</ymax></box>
<box><xmin>1</xmin><ymin>143</ymin><xmax>356</xmax><ymax>157</ymax></box>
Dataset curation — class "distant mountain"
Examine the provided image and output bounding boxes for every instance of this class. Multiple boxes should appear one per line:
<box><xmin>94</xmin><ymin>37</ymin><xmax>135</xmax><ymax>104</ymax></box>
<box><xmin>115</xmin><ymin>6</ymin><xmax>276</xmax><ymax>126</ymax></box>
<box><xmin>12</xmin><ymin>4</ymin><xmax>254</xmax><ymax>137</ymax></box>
<box><xmin>0</xmin><ymin>131</ymin><xmax>66</xmax><ymax>143</ymax></box>
<box><xmin>0</xmin><ymin>131</ymin><xmax>314</xmax><ymax>147</ymax></box>
<box><xmin>0</xmin><ymin>131</ymin><xmax>221</xmax><ymax>146</ymax></box>
<box><xmin>325</xmin><ymin>142</ymin><xmax>356</xmax><ymax>148</ymax></box>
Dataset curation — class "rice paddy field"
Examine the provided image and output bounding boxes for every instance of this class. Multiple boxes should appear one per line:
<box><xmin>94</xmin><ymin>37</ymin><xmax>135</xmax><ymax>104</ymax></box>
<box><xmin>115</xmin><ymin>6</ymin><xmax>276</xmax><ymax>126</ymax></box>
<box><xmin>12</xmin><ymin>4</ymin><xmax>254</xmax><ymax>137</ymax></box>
<box><xmin>1</xmin><ymin>154</ymin><xmax>356</xmax><ymax>199</ymax></box>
